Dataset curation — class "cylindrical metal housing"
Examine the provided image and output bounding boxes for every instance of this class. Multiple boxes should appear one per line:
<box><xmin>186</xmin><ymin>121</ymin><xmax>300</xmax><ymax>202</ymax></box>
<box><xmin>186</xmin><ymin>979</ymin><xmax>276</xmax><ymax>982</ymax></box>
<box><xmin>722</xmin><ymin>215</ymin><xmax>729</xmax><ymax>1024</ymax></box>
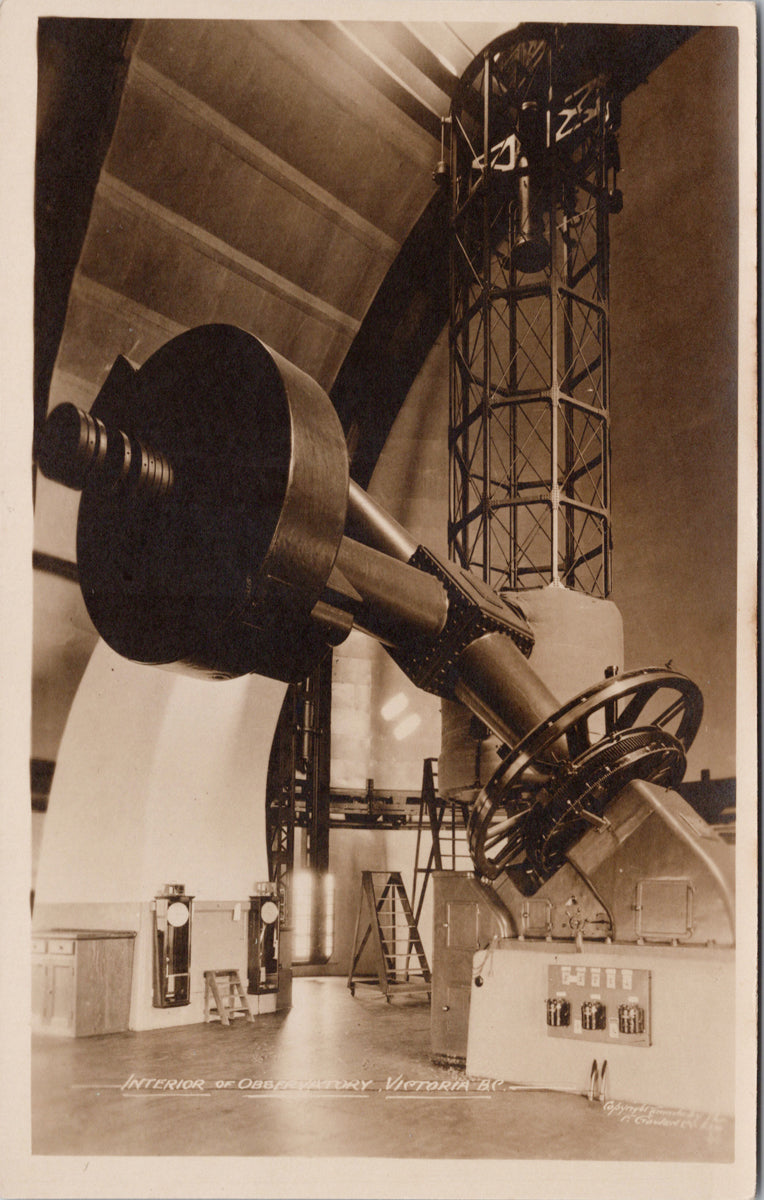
<box><xmin>513</xmin><ymin>157</ymin><xmax>550</xmax><ymax>274</ymax></box>
<box><xmin>332</xmin><ymin>536</ymin><xmax>448</xmax><ymax>646</ymax></box>
<box><xmin>454</xmin><ymin>631</ymin><xmax>561</xmax><ymax>748</ymax></box>
<box><xmin>346</xmin><ymin>479</ymin><xmax>419</xmax><ymax>564</ymax></box>
<box><xmin>37</xmin><ymin>400</ymin><xmax>175</xmax><ymax>498</ymax></box>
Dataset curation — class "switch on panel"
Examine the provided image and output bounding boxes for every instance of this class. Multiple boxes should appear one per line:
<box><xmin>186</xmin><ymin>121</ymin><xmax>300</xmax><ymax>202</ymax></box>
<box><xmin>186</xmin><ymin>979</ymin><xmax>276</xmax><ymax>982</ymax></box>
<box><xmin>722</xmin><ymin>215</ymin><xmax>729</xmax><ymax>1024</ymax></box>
<box><xmin>581</xmin><ymin>1000</ymin><xmax>607</xmax><ymax>1030</ymax></box>
<box><xmin>618</xmin><ymin>1002</ymin><xmax>645</xmax><ymax>1034</ymax></box>
<box><xmin>546</xmin><ymin>997</ymin><xmax>571</xmax><ymax>1026</ymax></box>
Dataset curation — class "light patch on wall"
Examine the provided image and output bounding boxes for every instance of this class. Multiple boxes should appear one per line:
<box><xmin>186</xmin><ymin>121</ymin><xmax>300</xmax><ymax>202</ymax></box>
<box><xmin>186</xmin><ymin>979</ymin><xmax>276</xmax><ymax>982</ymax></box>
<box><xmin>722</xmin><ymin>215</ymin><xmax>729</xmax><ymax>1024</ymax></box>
<box><xmin>381</xmin><ymin>692</ymin><xmax>408</xmax><ymax>721</ymax></box>
<box><xmin>292</xmin><ymin>871</ymin><xmax>313</xmax><ymax>963</ymax></box>
<box><xmin>292</xmin><ymin>870</ymin><xmax>335</xmax><ymax>964</ymax></box>
<box><xmin>322</xmin><ymin>873</ymin><xmax>335</xmax><ymax>962</ymax></box>
<box><xmin>393</xmin><ymin>712</ymin><xmax>422</xmax><ymax>741</ymax></box>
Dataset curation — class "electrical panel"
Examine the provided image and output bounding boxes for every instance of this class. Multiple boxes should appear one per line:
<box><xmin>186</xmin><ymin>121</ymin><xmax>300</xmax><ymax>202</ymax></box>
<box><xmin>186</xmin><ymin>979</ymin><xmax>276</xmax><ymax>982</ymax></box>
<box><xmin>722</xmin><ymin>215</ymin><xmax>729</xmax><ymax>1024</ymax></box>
<box><xmin>153</xmin><ymin>884</ymin><xmax>193</xmax><ymax>1007</ymax></box>
<box><xmin>546</xmin><ymin>963</ymin><xmax>651</xmax><ymax>1047</ymax></box>
<box><xmin>248</xmin><ymin>883</ymin><xmax>280</xmax><ymax>995</ymax></box>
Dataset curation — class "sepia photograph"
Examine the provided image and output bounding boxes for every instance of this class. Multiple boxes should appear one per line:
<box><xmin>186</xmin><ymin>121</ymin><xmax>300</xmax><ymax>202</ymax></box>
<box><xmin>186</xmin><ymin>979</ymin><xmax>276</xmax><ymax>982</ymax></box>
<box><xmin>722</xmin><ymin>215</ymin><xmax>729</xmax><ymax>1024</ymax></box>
<box><xmin>0</xmin><ymin>1</ymin><xmax>757</xmax><ymax>1197</ymax></box>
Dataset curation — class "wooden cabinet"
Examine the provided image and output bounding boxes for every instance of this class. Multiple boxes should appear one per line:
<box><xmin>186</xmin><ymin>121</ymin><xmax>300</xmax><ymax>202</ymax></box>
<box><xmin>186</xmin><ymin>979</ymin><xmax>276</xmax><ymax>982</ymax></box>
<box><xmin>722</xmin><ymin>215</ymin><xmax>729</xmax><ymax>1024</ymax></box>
<box><xmin>32</xmin><ymin>930</ymin><xmax>136</xmax><ymax>1036</ymax></box>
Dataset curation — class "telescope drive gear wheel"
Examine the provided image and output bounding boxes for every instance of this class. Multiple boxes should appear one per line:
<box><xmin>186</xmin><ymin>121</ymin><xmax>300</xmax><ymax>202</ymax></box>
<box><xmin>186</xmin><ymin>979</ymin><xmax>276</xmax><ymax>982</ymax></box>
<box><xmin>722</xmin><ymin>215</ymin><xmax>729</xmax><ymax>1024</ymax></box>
<box><xmin>467</xmin><ymin>668</ymin><xmax>703</xmax><ymax>882</ymax></box>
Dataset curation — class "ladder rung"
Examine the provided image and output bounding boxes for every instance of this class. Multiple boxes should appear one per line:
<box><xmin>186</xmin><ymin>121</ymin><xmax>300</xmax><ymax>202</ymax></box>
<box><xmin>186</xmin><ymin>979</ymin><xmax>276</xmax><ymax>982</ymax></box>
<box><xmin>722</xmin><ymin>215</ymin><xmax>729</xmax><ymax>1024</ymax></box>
<box><xmin>204</xmin><ymin>969</ymin><xmax>253</xmax><ymax>1023</ymax></box>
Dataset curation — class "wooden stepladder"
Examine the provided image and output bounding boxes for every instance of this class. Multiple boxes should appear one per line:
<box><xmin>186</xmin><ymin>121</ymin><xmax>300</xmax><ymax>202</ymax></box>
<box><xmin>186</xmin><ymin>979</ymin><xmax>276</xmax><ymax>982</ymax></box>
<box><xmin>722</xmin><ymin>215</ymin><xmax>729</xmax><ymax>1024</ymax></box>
<box><xmin>203</xmin><ymin>969</ymin><xmax>254</xmax><ymax>1025</ymax></box>
<box><xmin>347</xmin><ymin>871</ymin><xmax>431</xmax><ymax>1002</ymax></box>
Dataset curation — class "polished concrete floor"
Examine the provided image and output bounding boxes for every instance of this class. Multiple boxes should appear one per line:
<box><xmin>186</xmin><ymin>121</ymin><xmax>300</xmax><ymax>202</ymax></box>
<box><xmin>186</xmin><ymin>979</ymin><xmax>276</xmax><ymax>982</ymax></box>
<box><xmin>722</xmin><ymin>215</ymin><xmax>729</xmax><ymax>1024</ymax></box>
<box><xmin>32</xmin><ymin>977</ymin><xmax>733</xmax><ymax>1161</ymax></box>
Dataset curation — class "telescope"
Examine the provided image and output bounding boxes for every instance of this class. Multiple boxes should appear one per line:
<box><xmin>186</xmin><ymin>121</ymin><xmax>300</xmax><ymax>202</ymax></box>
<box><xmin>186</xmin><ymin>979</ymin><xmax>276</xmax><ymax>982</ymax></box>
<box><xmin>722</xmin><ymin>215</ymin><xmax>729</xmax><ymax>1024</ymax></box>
<box><xmin>37</xmin><ymin>322</ymin><xmax>734</xmax><ymax>934</ymax></box>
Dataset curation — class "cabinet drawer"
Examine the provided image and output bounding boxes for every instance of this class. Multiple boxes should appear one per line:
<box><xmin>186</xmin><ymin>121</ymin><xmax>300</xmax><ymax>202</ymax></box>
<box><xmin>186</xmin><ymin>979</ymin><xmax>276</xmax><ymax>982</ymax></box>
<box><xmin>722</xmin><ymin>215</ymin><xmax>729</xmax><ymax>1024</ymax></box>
<box><xmin>31</xmin><ymin>939</ymin><xmax>47</xmax><ymax>954</ymax></box>
<box><xmin>47</xmin><ymin>939</ymin><xmax>75</xmax><ymax>955</ymax></box>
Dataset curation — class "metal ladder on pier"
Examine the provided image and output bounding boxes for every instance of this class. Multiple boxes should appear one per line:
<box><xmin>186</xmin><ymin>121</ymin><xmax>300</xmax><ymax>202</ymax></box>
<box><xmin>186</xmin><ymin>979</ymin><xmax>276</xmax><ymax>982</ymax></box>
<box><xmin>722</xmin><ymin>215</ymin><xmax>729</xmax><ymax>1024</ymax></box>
<box><xmin>347</xmin><ymin>871</ymin><xmax>431</xmax><ymax>1002</ymax></box>
<box><xmin>412</xmin><ymin>757</ymin><xmax>473</xmax><ymax>925</ymax></box>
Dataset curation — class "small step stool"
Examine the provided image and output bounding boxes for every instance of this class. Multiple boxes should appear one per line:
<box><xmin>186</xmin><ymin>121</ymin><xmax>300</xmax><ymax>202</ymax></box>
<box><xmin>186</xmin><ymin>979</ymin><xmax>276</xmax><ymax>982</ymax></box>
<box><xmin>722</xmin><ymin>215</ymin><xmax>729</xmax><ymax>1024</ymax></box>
<box><xmin>347</xmin><ymin>871</ymin><xmax>431</xmax><ymax>1002</ymax></box>
<box><xmin>203</xmin><ymin>969</ymin><xmax>254</xmax><ymax>1025</ymax></box>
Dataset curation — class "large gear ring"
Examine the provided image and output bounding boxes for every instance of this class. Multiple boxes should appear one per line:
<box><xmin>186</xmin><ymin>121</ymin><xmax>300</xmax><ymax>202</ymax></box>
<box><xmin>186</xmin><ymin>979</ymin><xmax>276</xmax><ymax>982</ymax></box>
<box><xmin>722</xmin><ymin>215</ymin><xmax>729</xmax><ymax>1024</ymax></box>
<box><xmin>467</xmin><ymin>668</ymin><xmax>703</xmax><ymax>881</ymax></box>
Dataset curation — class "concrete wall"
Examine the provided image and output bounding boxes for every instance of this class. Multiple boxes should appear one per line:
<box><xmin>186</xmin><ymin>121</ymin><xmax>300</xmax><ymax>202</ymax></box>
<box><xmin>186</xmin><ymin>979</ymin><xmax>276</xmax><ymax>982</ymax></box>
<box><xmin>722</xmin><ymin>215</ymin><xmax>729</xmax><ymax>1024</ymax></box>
<box><xmin>609</xmin><ymin>27</ymin><xmax>739</xmax><ymax>780</ymax></box>
<box><xmin>33</xmin><ymin>639</ymin><xmax>285</xmax><ymax>1028</ymax></box>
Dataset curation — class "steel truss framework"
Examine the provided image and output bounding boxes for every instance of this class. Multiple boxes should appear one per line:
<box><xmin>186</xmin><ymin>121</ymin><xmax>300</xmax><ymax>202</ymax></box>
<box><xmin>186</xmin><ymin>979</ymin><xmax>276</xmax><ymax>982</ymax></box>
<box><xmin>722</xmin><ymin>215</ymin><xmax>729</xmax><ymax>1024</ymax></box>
<box><xmin>448</xmin><ymin>28</ymin><xmax>620</xmax><ymax>597</ymax></box>
<box><xmin>265</xmin><ymin>653</ymin><xmax>332</xmax><ymax>940</ymax></box>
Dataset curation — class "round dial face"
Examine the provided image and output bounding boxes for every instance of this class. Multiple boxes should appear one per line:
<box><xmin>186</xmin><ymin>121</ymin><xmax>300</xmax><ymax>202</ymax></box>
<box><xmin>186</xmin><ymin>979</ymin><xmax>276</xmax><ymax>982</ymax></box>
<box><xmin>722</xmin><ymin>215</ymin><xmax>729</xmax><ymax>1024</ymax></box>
<box><xmin>260</xmin><ymin>900</ymin><xmax>279</xmax><ymax>925</ymax></box>
<box><xmin>167</xmin><ymin>901</ymin><xmax>190</xmax><ymax>927</ymax></box>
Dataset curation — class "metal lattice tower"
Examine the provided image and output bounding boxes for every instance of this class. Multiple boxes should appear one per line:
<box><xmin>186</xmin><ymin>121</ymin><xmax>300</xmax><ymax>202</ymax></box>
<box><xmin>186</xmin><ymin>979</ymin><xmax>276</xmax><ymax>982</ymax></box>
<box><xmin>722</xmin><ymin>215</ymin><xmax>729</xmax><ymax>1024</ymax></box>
<box><xmin>448</xmin><ymin>27</ymin><xmax>621</xmax><ymax>597</ymax></box>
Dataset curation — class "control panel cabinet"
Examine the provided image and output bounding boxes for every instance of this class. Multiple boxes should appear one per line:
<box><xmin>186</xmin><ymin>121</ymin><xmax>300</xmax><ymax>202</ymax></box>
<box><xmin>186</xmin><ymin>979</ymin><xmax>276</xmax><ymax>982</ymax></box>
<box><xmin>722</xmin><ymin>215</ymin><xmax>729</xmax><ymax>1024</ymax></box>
<box><xmin>467</xmin><ymin>939</ymin><xmax>734</xmax><ymax>1115</ymax></box>
<box><xmin>153</xmin><ymin>885</ymin><xmax>193</xmax><ymax>1007</ymax></box>
<box><xmin>248</xmin><ymin>884</ymin><xmax>280</xmax><ymax>994</ymax></box>
<box><xmin>546</xmin><ymin>963</ymin><xmax>651</xmax><ymax>1046</ymax></box>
